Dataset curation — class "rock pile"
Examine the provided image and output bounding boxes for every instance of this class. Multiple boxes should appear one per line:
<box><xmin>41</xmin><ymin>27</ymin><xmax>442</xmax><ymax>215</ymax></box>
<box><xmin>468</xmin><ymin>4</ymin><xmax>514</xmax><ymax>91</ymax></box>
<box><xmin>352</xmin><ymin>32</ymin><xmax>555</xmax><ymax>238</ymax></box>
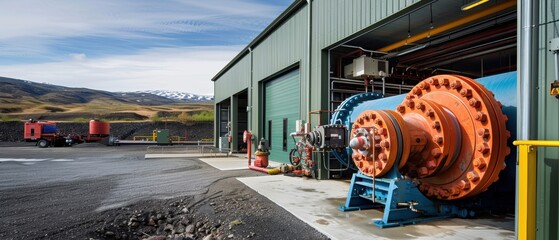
<box><xmin>0</xmin><ymin>122</ymin><xmax>21</xmax><ymax>142</ymax></box>
<box><xmin>93</xmin><ymin>199</ymin><xmax>237</xmax><ymax>240</ymax></box>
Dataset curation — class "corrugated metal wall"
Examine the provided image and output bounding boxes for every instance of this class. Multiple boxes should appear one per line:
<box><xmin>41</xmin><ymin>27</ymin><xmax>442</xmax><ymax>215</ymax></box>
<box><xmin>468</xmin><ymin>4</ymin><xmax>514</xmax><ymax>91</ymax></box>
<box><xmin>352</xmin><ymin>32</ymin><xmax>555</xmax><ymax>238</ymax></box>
<box><xmin>312</xmin><ymin>0</ymin><xmax>417</xmax><ymax>48</ymax></box>
<box><xmin>252</xmin><ymin>7</ymin><xmax>307</xmax><ymax>81</ymax></box>
<box><xmin>537</xmin><ymin>0</ymin><xmax>559</xmax><ymax>239</ymax></box>
<box><xmin>214</xmin><ymin>54</ymin><xmax>250</xmax><ymax>103</ymax></box>
<box><xmin>311</xmin><ymin>0</ymin><xmax>420</xmax><ymax>110</ymax></box>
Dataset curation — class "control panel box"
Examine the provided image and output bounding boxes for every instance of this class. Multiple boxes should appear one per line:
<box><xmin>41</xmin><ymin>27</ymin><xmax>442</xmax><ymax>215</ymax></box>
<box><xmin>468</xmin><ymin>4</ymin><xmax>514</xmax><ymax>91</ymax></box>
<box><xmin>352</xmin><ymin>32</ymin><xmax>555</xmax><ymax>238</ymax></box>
<box><xmin>352</xmin><ymin>55</ymin><xmax>389</xmax><ymax>78</ymax></box>
<box><xmin>308</xmin><ymin>125</ymin><xmax>347</xmax><ymax>150</ymax></box>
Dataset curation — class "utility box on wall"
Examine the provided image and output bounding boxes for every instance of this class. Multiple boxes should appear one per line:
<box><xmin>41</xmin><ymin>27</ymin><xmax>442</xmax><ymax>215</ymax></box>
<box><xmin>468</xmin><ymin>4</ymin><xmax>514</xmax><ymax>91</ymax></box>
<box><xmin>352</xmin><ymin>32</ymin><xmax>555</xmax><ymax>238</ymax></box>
<box><xmin>157</xmin><ymin>129</ymin><xmax>170</xmax><ymax>145</ymax></box>
<box><xmin>352</xmin><ymin>55</ymin><xmax>389</xmax><ymax>78</ymax></box>
<box><xmin>344</xmin><ymin>63</ymin><xmax>354</xmax><ymax>78</ymax></box>
<box><xmin>219</xmin><ymin>136</ymin><xmax>229</xmax><ymax>150</ymax></box>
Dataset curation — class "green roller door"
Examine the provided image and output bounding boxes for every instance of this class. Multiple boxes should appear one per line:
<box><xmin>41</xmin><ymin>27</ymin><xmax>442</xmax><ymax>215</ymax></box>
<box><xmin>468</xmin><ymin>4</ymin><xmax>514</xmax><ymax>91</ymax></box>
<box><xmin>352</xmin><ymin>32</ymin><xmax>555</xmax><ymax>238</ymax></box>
<box><xmin>264</xmin><ymin>69</ymin><xmax>300</xmax><ymax>163</ymax></box>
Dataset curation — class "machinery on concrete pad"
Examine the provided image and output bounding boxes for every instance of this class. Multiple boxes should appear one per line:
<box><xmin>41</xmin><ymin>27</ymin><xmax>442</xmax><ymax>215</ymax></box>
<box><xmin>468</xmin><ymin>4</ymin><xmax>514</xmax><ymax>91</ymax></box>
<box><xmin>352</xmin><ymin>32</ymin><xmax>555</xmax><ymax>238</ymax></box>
<box><xmin>332</xmin><ymin>72</ymin><xmax>517</xmax><ymax>227</ymax></box>
<box><xmin>254</xmin><ymin>138</ymin><xmax>270</xmax><ymax>168</ymax></box>
<box><xmin>288</xmin><ymin>120</ymin><xmax>348</xmax><ymax>178</ymax></box>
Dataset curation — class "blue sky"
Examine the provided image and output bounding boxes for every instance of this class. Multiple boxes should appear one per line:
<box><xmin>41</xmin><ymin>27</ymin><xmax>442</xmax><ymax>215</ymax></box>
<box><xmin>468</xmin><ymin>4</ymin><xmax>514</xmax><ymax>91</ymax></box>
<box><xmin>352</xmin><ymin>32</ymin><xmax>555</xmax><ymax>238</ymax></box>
<box><xmin>0</xmin><ymin>0</ymin><xmax>293</xmax><ymax>95</ymax></box>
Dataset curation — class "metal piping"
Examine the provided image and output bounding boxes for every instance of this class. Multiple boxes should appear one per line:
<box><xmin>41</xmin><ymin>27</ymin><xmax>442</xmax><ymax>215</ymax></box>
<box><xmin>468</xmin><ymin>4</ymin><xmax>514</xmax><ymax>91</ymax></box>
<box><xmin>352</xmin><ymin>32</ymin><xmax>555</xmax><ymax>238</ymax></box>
<box><xmin>431</xmin><ymin>68</ymin><xmax>481</xmax><ymax>78</ymax></box>
<box><xmin>248</xmin><ymin>47</ymin><xmax>253</xmax><ymax>131</ymax></box>
<box><xmin>378</xmin><ymin>0</ymin><xmax>517</xmax><ymax>52</ymax></box>
<box><xmin>518</xmin><ymin>0</ymin><xmax>538</xmax><ymax>141</ymax></box>
<box><xmin>381</xmin><ymin>77</ymin><xmax>386</xmax><ymax>95</ymax></box>
<box><xmin>398</xmin><ymin>22</ymin><xmax>517</xmax><ymax>64</ymax></box>
<box><xmin>340</xmin><ymin>45</ymin><xmax>387</xmax><ymax>55</ymax></box>
<box><xmin>422</xmin><ymin>44</ymin><xmax>516</xmax><ymax>69</ymax></box>
<box><xmin>398</xmin><ymin>34</ymin><xmax>517</xmax><ymax>69</ymax></box>
<box><xmin>329</xmin><ymin>77</ymin><xmax>415</xmax><ymax>93</ymax></box>
<box><xmin>306</xmin><ymin>0</ymin><xmax>312</xmax><ymax>119</ymax></box>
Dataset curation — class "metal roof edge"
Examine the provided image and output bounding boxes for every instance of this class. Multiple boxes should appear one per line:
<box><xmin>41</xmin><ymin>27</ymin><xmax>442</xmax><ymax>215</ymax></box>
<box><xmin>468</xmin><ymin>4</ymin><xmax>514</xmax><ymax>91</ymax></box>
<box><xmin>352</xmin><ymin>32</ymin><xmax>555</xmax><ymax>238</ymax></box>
<box><xmin>211</xmin><ymin>0</ymin><xmax>306</xmax><ymax>81</ymax></box>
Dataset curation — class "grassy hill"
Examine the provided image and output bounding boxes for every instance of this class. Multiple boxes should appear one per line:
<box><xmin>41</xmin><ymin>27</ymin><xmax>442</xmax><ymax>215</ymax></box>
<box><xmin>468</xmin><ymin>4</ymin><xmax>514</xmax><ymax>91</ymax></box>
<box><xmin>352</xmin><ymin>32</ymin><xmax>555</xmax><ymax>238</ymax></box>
<box><xmin>0</xmin><ymin>77</ymin><xmax>213</xmax><ymax>122</ymax></box>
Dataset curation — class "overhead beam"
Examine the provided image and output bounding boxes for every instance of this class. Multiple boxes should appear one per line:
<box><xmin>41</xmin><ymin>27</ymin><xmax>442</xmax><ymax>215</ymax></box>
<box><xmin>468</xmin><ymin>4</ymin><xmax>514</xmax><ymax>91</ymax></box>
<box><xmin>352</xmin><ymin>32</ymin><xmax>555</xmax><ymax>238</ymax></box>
<box><xmin>378</xmin><ymin>0</ymin><xmax>516</xmax><ymax>53</ymax></box>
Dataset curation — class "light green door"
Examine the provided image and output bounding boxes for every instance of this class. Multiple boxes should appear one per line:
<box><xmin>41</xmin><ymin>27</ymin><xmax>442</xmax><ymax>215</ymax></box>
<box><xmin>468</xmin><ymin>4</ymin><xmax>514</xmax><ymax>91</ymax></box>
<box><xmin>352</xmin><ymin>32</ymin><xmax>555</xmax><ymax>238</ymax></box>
<box><xmin>264</xmin><ymin>69</ymin><xmax>300</xmax><ymax>163</ymax></box>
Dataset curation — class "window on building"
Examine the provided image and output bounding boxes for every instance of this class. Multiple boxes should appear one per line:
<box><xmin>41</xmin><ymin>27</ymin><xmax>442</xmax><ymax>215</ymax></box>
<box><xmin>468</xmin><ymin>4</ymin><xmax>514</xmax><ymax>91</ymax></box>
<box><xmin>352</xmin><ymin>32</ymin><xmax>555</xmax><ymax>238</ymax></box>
<box><xmin>283</xmin><ymin>118</ymin><xmax>288</xmax><ymax>151</ymax></box>
<box><xmin>268</xmin><ymin>120</ymin><xmax>272</xmax><ymax>149</ymax></box>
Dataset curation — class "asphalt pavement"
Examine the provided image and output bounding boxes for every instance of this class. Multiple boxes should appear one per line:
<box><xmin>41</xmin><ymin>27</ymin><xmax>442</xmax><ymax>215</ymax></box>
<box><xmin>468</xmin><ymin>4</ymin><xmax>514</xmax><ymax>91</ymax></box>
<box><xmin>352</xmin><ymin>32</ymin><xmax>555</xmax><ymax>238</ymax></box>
<box><xmin>0</xmin><ymin>142</ymin><xmax>327</xmax><ymax>239</ymax></box>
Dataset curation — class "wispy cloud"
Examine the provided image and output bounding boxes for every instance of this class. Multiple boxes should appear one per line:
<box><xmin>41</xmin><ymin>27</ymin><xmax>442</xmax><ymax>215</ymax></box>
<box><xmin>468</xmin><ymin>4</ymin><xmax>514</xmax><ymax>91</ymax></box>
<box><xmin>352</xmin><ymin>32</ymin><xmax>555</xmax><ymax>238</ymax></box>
<box><xmin>0</xmin><ymin>45</ymin><xmax>243</xmax><ymax>95</ymax></box>
<box><xmin>69</xmin><ymin>53</ymin><xmax>87</xmax><ymax>61</ymax></box>
<box><xmin>0</xmin><ymin>0</ymin><xmax>293</xmax><ymax>93</ymax></box>
<box><xmin>0</xmin><ymin>0</ymin><xmax>280</xmax><ymax>39</ymax></box>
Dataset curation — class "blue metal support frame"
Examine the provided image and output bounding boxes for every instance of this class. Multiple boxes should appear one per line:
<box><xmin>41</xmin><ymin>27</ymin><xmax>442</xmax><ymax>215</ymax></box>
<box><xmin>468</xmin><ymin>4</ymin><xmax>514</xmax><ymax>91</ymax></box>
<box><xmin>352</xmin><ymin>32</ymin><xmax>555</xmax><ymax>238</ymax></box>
<box><xmin>339</xmin><ymin>171</ymin><xmax>474</xmax><ymax>228</ymax></box>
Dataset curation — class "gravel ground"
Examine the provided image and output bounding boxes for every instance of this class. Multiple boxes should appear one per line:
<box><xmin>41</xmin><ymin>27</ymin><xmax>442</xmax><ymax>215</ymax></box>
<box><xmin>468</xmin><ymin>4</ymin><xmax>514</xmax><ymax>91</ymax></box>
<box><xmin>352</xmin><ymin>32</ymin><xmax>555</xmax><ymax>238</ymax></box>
<box><xmin>0</xmin><ymin>143</ymin><xmax>328</xmax><ymax>240</ymax></box>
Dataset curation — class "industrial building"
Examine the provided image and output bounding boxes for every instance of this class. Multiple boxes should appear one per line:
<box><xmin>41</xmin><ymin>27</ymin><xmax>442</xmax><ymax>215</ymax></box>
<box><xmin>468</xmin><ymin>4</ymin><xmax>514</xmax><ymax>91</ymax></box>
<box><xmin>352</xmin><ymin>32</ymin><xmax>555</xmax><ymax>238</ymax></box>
<box><xmin>212</xmin><ymin>0</ymin><xmax>558</xmax><ymax>238</ymax></box>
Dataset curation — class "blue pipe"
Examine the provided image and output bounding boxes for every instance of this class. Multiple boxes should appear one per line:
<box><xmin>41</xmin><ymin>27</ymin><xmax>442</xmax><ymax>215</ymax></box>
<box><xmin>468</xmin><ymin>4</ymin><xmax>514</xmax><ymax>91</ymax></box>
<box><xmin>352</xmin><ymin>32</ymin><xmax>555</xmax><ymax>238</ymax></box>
<box><xmin>330</xmin><ymin>72</ymin><xmax>517</xmax><ymax>169</ymax></box>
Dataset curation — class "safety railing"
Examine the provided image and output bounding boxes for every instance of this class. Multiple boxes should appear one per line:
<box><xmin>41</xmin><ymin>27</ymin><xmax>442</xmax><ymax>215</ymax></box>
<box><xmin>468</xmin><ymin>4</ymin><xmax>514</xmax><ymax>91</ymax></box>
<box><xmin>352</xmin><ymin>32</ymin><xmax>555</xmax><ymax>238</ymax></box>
<box><xmin>133</xmin><ymin>136</ymin><xmax>155</xmax><ymax>141</ymax></box>
<box><xmin>513</xmin><ymin>140</ymin><xmax>559</xmax><ymax>240</ymax></box>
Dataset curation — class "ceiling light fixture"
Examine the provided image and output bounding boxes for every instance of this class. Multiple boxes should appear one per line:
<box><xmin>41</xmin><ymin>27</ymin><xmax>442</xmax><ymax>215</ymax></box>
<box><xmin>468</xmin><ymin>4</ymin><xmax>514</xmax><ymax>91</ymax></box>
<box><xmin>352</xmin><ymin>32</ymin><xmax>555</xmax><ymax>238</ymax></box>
<box><xmin>461</xmin><ymin>0</ymin><xmax>490</xmax><ymax>11</ymax></box>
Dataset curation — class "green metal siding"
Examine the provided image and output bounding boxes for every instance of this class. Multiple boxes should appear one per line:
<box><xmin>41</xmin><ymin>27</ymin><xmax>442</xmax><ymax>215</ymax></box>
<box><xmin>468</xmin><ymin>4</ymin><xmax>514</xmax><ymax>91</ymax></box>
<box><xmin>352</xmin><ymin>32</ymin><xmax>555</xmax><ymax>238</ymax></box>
<box><xmin>311</xmin><ymin>0</ymin><xmax>420</xmax><ymax>111</ymax></box>
<box><xmin>251</xmin><ymin>6</ymin><xmax>308</xmax><ymax>142</ymax></box>
<box><xmin>264</xmin><ymin>69</ymin><xmax>300</xmax><ymax>163</ymax></box>
<box><xmin>313</xmin><ymin>0</ymin><xmax>418</xmax><ymax>50</ymax></box>
<box><xmin>537</xmin><ymin>0</ymin><xmax>559</xmax><ymax>239</ymax></box>
<box><xmin>214</xmin><ymin>55</ymin><xmax>250</xmax><ymax>103</ymax></box>
<box><xmin>252</xmin><ymin>7</ymin><xmax>307</xmax><ymax>81</ymax></box>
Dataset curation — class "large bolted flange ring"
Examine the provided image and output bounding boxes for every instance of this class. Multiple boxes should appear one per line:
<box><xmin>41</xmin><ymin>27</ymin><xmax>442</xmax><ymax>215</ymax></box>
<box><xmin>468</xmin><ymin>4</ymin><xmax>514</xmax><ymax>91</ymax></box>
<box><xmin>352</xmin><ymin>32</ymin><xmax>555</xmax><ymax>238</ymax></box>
<box><xmin>408</xmin><ymin>75</ymin><xmax>510</xmax><ymax>200</ymax></box>
<box><xmin>350</xmin><ymin>110</ymin><xmax>409</xmax><ymax>177</ymax></box>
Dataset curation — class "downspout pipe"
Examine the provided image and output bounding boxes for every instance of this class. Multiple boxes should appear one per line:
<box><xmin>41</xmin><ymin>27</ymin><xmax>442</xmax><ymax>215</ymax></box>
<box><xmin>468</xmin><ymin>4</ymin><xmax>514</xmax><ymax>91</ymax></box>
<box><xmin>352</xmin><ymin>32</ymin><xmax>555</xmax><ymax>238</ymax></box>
<box><xmin>517</xmin><ymin>0</ymin><xmax>539</xmax><ymax>239</ymax></box>
<box><xmin>518</xmin><ymin>0</ymin><xmax>539</xmax><ymax>141</ymax></box>
<box><xmin>248</xmin><ymin>47</ymin><xmax>253</xmax><ymax>133</ymax></box>
<box><xmin>306</xmin><ymin>0</ymin><xmax>312</xmax><ymax>119</ymax></box>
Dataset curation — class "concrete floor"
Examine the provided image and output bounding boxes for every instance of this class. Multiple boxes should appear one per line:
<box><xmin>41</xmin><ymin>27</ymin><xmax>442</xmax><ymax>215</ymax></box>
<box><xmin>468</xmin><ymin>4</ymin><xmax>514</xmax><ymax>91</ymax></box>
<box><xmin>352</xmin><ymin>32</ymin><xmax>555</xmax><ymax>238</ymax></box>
<box><xmin>198</xmin><ymin>156</ymin><xmax>282</xmax><ymax>171</ymax></box>
<box><xmin>197</xmin><ymin>156</ymin><xmax>515</xmax><ymax>240</ymax></box>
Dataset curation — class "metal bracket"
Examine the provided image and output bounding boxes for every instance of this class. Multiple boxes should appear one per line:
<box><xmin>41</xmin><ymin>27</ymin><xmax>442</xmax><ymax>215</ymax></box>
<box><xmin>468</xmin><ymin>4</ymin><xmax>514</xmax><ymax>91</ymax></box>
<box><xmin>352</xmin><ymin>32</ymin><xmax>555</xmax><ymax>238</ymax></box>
<box><xmin>549</xmin><ymin>38</ymin><xmax>559</xmax><ymax>52</ymax></box>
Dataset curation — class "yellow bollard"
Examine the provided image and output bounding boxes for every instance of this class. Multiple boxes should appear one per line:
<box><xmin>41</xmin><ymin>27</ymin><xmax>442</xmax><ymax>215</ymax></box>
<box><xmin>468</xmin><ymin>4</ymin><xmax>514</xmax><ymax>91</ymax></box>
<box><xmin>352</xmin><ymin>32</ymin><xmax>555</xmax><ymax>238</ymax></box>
<box><xmin>513</xmin><ymin>140</ymin><xmax>559</xmax><ymax>240</ymax></box>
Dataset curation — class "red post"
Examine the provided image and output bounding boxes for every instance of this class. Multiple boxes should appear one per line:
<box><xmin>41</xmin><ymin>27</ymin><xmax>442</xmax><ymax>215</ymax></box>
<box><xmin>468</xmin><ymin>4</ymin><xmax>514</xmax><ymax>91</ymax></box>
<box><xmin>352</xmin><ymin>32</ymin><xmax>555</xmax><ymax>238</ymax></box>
<box><xmin>244</xmin><ymin>130</ymin><xmax>252</xmax><ymax>167</ymax></box>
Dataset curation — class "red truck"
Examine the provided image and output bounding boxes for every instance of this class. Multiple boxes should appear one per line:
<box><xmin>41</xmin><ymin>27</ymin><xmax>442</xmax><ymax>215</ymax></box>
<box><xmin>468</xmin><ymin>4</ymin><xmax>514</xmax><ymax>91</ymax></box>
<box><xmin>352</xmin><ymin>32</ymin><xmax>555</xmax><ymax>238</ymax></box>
<box><xmin>24</xmin><ymin>120</ymin><xmax>75</xmax><ymax>147</ymax></box>
<box><xmin>24</xmin><ymin>119</ymin><xmax>110</xmax><ymax>148</ymax></box>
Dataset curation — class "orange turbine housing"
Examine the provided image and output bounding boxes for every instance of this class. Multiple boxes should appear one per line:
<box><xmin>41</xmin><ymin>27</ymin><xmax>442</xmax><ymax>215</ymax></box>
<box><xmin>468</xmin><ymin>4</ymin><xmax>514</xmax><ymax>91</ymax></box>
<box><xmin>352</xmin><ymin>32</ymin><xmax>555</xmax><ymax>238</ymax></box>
<box><xmin>349</xmin><ymin>75</ymin><xmax>510</xmax><ymax>200</ymax></box>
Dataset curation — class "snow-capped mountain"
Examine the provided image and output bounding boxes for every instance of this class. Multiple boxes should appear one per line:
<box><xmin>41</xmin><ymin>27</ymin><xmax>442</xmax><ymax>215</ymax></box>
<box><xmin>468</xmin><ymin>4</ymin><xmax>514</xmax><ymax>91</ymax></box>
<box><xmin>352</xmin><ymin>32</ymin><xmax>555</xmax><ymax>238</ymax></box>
<box><xmin>134</xmin><ymin>90</ymin><xmax>214</xmax><ymax>102</ymax></box>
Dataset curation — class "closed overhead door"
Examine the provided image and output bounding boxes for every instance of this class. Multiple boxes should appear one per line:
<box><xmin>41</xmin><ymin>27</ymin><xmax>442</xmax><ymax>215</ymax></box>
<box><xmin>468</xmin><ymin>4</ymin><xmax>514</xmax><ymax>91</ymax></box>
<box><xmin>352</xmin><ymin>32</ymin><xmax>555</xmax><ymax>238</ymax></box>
<box><xmin>264</xmin><ymin>69</ymin><xmax>300</xmax><ymax>163</ymax></box>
